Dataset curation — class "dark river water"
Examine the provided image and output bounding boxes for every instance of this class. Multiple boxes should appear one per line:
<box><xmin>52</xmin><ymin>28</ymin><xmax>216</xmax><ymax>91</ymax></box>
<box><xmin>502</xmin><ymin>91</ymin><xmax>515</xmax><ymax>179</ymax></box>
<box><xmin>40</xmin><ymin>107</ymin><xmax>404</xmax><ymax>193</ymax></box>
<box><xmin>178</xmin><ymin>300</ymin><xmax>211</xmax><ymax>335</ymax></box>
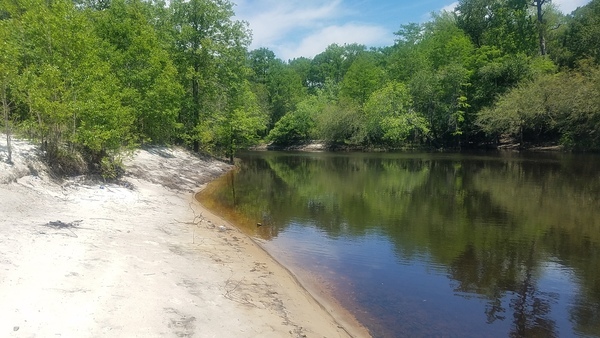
<box><xmin>197</xmin><ymin>151</ymin><xmax>600</xmax><ymax>338</ymax></box>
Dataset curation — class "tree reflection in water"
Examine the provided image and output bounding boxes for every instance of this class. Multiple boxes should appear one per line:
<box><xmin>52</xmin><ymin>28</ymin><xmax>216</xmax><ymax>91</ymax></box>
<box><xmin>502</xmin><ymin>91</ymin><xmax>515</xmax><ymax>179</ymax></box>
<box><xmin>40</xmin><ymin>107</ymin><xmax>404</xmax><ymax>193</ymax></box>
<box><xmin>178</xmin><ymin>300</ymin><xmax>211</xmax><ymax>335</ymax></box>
<box><xmin>450</xmin><ymin>242</ymin><xmax>557</xmax><ymax>337</ymax></box>
<box><xmin>199</xmin><ymin>151</ymin><xmax>600</xmax><ymax>337</ymax></box>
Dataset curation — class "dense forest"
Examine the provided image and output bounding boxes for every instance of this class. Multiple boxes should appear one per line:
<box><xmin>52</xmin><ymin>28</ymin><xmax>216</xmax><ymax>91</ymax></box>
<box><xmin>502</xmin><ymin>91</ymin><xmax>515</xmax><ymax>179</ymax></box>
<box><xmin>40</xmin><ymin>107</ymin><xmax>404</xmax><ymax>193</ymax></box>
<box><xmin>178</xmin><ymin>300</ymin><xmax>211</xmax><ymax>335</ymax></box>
<box><xmin>1</xmin><ymin>0</ymin><xmax>600</xmax><ymax>176</ymax></box>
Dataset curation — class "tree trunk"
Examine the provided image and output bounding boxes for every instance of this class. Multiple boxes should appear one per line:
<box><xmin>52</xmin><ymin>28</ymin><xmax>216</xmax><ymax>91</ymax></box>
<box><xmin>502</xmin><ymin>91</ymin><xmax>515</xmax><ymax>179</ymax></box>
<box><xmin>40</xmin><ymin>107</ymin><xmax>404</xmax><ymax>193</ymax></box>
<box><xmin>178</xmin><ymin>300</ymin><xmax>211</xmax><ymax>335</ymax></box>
<box><xmin>228</xmin><ymin>124</ymin><xmax>235</xmax><ymax>163</ymax></box>
<box><xmin>2</xmin><ymin>83</ymin><xmax>12</xmax><ymax>164</ymax></box>
<box><xmin>192</xmin><ymin>67</ymin><xmax>200</xmax><ymax>153</ymax></box>
<box><xmin>533</xmin><ymin>0</ymin><xmax>547</xmax><ymax>56</ymax></box>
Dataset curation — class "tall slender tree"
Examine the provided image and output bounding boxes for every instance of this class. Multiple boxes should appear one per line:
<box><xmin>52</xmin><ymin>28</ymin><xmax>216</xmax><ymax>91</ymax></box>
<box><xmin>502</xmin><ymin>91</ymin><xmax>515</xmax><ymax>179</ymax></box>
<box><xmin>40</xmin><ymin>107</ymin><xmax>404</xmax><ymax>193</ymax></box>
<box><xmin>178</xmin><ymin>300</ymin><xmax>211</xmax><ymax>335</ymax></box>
<box><xmin>170</xmin><ymin>0</ymin><xmax>251</xmax><ymax>152</ymax></box>
<box><xmin>0</xmin><ymin>17</ymin><xmax>19</xmax><ymax>163</ymax></box>
<box><xmin>530</xmin><ymin>0</ymin><xmax>550</xmax><ymax>56</ymax></box>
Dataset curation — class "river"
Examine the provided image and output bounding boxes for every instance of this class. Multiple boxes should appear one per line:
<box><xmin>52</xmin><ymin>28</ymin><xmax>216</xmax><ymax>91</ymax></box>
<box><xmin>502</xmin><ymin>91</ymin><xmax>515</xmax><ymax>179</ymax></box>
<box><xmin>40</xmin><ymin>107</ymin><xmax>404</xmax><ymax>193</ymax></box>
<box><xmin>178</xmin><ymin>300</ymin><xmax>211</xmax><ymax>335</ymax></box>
<box><xmin>197</xmin><ymin>151</ymin><xmax>600</xmax><ymax>338</ymax></box>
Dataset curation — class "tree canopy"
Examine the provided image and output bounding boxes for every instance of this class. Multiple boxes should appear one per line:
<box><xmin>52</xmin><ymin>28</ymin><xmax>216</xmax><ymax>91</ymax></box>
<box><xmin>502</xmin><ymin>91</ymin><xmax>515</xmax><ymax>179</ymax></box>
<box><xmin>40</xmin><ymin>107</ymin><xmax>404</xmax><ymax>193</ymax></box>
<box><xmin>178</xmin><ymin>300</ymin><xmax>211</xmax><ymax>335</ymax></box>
<box><xmin>1</xmin><ymin>0</ymin><xmax>599</xmax><ymax>175</ymax></box>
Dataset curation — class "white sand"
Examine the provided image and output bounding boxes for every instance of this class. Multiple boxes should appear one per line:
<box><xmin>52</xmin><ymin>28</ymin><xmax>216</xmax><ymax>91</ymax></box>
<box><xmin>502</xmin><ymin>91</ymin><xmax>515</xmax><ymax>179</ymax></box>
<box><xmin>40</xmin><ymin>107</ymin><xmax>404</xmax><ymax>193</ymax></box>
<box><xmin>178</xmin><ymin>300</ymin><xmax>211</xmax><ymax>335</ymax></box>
<box><xmin>0</xmin><ymin>135</ymin><xmax>370</xmax><ymax>338</ymax></box>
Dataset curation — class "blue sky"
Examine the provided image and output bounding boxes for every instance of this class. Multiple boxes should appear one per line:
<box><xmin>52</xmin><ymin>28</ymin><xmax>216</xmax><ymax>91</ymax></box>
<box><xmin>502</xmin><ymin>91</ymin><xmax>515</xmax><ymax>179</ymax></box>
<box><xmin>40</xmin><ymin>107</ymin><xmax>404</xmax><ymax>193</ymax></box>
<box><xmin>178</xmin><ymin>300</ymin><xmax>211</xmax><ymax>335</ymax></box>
<box><xmin>233</xmin><ymin>0</ymin><xmax>591</xmax><ymax>61</ymax></box>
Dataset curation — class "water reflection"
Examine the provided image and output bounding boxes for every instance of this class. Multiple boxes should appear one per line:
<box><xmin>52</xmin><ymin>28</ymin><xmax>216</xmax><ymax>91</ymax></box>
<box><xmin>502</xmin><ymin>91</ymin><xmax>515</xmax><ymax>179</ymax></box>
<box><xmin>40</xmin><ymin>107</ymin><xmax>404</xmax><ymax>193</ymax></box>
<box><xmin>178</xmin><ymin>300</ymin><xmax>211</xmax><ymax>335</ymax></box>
<box><xmin>198</xmin><ymin>151</ymin><xmax>600</xmax><ymax>337</ymax></box>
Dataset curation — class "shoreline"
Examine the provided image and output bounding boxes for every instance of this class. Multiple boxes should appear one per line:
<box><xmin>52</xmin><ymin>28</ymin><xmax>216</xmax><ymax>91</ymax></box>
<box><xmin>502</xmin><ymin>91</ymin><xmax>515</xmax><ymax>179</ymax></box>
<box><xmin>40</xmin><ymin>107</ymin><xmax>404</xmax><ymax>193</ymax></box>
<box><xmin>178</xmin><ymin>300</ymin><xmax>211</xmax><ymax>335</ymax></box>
<box><xmin>252</xmin><ymin>140</ymin><xmax>569</xmax><ymax>153</ymax></box>
<box><xmin>0</xmin><ymin>136</ymin><xmax>370</xmax><ymax>337</ymax></box>
<box><xmin>194</xmin><ymin>185</ymin><xmax>370</xmax><ymax>338</ymax></box>
<box><xmin>189</xmin><ymin>193</ymin><xmax>371</xmax><ymax>338</ymax></box>
<box><xmin>195</xmin><ymin>195</ymin><xmax>369</xmax><ymax>338</ymax></box>
<box><xmin>198</xmin><ymin>208</ymin><xmax>371</xmax><ymax>338</ymax></box>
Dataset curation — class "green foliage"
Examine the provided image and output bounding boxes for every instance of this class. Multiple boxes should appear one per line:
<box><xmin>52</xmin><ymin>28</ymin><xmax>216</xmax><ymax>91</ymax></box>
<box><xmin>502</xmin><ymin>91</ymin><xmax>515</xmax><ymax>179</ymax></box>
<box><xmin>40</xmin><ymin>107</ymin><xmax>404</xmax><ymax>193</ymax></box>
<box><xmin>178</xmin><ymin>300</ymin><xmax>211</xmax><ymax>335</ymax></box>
<box><xmin>267</xmin><ymin>96</ymin><xmax>321</xmax><ymax>145</ymax></box>
<box><xmin>456</xmin><ymin>0</ymin><xmax>537</xmax><ymax>55</ymax></box>
<box><xmin>170</xmin><ymin>0</ymin><xmax>251</xmax><ymax>151</ymax></box>
<box><xmin>267</xmin><ymin>65</ymin><xmax>306</xmax><ymax>126</ymax></box>
<box><xmin>74</xmin><ymin>68</ymin><xmax>134</xmax><ymax>154</ymax></box>
<box><xmin>100</xmin><ymin>155</ymin><xmax>124</xmax><ymax>180</ymax></box>
<box><xmin>7</xmin><ymin>0</ymin><xmax>134</xmax><ymax>165</ymax></box>
<box><xmin>553</xmin><ymin>66</ymin><xmax>600</xmax><ymax>149</ymax></box>
<box><xmin>561</xmin><ymin>0</ymin><xmax>600</xmax><ymax>66</ymax></box>
<box><xmin>92</xmin><ymin>0</ymin><xmax>183</xmax><ymax>144</ymax></box>
<box><xmin>248</xmin><ymin>48</ymin><xmax>278</xmax><ymax>85</ymax></box>
<box><xmin>267</xmin><ymin>113</ymin><xmax>309</xmax><ymax>146</ymax></box>
<box><xmin>0</xmin><ymin>16</ymin><xmax>20</xmax><ymax>163</ymax></box>
<box><xmin>315</xmin><ymin>100</ymin><xmax>363</xmax><ymax>145</ymax></box>
<box><xmin>340</xmin><ymin>54</ymin><xmax>384</xmax><ymax>105</ymax></box>
<box><xmin>0</xmin><ymin>17</ymin><xmax>19</xmax><ymax>93</ymax></box>
<box><xmin>1</xmin><ymin>0</ymin><xmax>270</xmax><ymax>165</ymax></box>
<box><xmin>288</xmin><ymin>57</ymin><xmax>312</xmax><ymax>87</ymax></box>
<box><xmin>477</xmin><ymin>65</ymin><xmax>600</xmax><ymax>149</ymax></box>
<box><xmin>197</xmin><ymin>81</ymin><xmax>266</xmax><ymax>161</ymax></box>
<box><xmin>388</xmin><ymin>14</ymin><xmax>476</xmax><ymax>147</ymax></box>
<box><xmin>455</xmin><ymin>0</ymin><xmax>489</xmax><ymax>47</ymax></box>
<box><xmin>307</xmin><ymin>43</ymin><xmax>366</xmax><ymax>91</ymax></box>
<box><xmin>389</xmin><ymin>24</ymin><xmax>431</xmax><ymax>82</ymax></box>
<box><xmin>422</xmin><ymin>12</ymin><xmax>475</xmax><ymax>70</ymax></box>
<box><xmin>468</xmin><ymin>48</ymin><xmax>532</xmax><ymax>114</ymax></box>
<box><xmin>2</xmin><ymin>0</ymin><xmax>600</xmax><ymax>164</ymax></box>
<box><xmin>247</xmin><ymin>50</ymin><xmax>306</xmax><ymax>129</ymax></box>
<box><xmin>407</xmin><ymin>62</ymin><xmax>472</xmax><ymax>146</ymax></box>
<box><xmin>363</xmin><ymin>82</ymin><xmax>429</xmax><ymax>146</ymax></box>
<box><xmin>380</xmin><ymin>113</ymin><xmax>430</xmax><ymax>146</ymax></box>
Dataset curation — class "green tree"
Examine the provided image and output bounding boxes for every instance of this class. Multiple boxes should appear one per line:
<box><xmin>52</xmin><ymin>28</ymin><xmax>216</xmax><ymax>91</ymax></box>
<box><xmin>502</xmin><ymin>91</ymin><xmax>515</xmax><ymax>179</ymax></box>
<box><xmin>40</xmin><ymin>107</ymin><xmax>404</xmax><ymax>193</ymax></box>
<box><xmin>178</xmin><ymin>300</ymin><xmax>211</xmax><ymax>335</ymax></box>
<box><xmin>456</xmin><ymin>0</ymin><xmax>537</xmax><ymax>55</ymax></box>
<box><xmin>267</xmin><ymin>64</ymin><xmax>305</xmax><ymax>127</ymax></box>
<box><xmin>422</xmin><ymin>12</ymin><xmax>475</xmax><ymax>69</ymax></box>
<box><xmin>92</xmin><ymin>0</ymin><xmax>183</xmax><ymax>144</ymax></box>
<box><xmin>363</xmin><ymin>81</ymin><xmax>429</xmax><ymax>146</ymax></box>
<box><xmin>544</xmin><ymin>6</ymin><xmax>569</xmax><ymax>65</ymax></box>
<box><xmin>170</xmin><ymin>0</ymin><xmax>251</xmax><ymax>152</ymax></box>
<box><xmin>248</xmin><ymin>48</ymin><xmax>278</xmax><ymax>85</ymax></box>
<box><xmin>11</xmin><ymin>0</ymin><xmax>133</xmax><ymax>172</ymax></box>
<box><xmin>408</xmin><ymin>65</ymin><xmax>471</xmax><ymax>146</ymax></box>
<box><xmin>247</xmin><ymin>48</ymin><xmax>306</xmax><ymax>130</ymax></box>
<box><xmin>476</xmin><ymin>74</ymin><xmax>555</xmax><ymax>144</ymax></box>
<box><xmin>316</xmin><ymin>100</ymin><xmax>362</xmax><ymax>145</ymax></box>
<box><xmin>398</xmin><ymin>14</ymin><xmax>474</xmax><ymax>146</ymax></box>
<box><xmin>476</xmin><ymin>66</ymin><xmax>600</xmax><ymax>149</ymax></box>
<box><xmin>308</xmin><ymin>43</ymin><xmax>366</xmax><ymax>90</ymax></box>
<box><xmin>468</xmin><ymin>47</ymin><xmax>531</xmax><ymax>110</ymax></box>
<box><xmin>455</xmin><ymin>0</ymin><xmax>490</xmax><ymax>47</ymax></box>
<box><xmin>198</xmin><ymin>80</ymin><xmax>266</xmax><ymax>161</ymax></box>
<box><xmin>305</xmin><ymin>79</ymin><xmax>362</xmax><ymax>145</ymax></box>
<box><xmin>561</xmin><ymin>0</ymin><xmax>600</xmax><ymax>66</ymax></box>
<box><xmin>267</xmin><ymin>95</ymin><xmax>322</xmax><ymax>146</ymax></box>
<box><xmin>339</xmin><ymin>53</ymin><xmax>384</xmax><ymax>105</ymax></box>
<box><xmin>288</xmin><ymin>57</ymin><xmax>312</xmax><ymax>87</ymax></box>
<box><xmin>388</xmin><ymin>23</ymin><xmax>431</xmax><ymax>82</ymax></box>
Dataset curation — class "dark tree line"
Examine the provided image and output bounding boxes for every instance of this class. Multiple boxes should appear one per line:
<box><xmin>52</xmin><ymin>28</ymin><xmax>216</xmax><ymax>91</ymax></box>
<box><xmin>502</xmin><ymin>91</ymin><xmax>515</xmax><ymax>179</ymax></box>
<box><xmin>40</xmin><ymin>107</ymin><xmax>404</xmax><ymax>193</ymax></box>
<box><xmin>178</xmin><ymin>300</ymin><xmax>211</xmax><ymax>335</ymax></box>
<box><xmin>2</xmin><ymin>0</ymin><xmax>600</xmax><ymax>177</ymax></box>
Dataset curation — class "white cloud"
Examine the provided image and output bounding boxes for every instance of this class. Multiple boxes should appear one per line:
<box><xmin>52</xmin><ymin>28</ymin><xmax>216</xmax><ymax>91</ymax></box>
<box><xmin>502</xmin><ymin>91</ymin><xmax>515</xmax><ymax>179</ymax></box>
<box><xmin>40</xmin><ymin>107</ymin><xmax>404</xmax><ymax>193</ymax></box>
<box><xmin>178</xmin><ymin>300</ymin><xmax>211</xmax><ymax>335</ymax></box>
<box><xmin>441</xmin><ymin>1</ymin><xmax>459</xmax><ymax>13</ymax></box>
<box><xmin>422</xmin><ymin>1</ymin><xmax>459</xmax><ymax>22</ymax></box>
<box><xmin>554</xmin><ymin>0</ymin><xmax>591</xmax><ymax>13</ymax></box>
<box><xmin>235</xmin><ymin>0</ymin><xmax>343</xmax><ymax>49</ymax></box>
<box><xmin>277</xmin><ymin>24</ymin><xmax>392</xmax><ymax>61</ymax></box>
<box><xmin>234</xmin><ymin>0</ymin><xmax>392</xmax><ymax>60</ymax></box>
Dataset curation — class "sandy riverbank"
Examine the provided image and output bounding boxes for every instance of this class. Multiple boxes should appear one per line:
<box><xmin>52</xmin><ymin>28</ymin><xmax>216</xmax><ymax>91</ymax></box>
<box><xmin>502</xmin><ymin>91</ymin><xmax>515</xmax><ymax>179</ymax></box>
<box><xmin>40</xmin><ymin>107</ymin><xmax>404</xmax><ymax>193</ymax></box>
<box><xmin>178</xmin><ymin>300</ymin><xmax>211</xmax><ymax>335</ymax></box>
<box><xmin>0</xmin><ymin>135</ymin><xmax>370</xmax><ymax>338</ymax></box>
